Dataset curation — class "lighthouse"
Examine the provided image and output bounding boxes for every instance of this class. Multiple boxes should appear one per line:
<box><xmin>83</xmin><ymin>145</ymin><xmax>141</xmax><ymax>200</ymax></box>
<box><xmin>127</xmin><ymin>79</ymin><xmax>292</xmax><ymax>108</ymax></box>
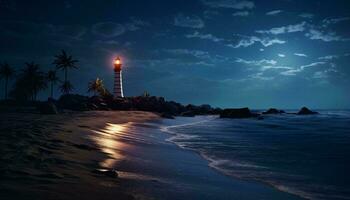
<box><xmin>113</xmin><ymin>57</ymin><xmax>124</xmax><ymax>98</ymax></box>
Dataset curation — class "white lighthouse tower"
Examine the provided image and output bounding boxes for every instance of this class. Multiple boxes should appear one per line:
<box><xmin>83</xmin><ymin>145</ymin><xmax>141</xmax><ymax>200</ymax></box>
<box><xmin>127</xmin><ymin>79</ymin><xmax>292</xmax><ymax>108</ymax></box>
<box><xmin>113</xmin><ymin>57</ymin><xmax>124</xmax><ymax>98</ymax></box>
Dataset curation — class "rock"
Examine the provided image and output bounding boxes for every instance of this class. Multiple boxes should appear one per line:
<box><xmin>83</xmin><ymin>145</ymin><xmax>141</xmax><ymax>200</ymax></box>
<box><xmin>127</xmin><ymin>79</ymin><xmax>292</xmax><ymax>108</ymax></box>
<box><xmin>297</xmin><ymin>107</ymin><xmax>318</xmax><ymax>115</ymax></box>
<box><xmin>262</xmin><ymin>108</ymin><xmax>285</xmax><ymax>114</ymax></box>
<box><xmin>181</xmin><ymin>111</ymin><xmax>196</xmax><ymax>117</ymax></box>
<box><xmin>220</xmin><ymin>107</ymin><xmax>258</xmax><ymax>118</ymax></box>
<box><xmin>58</xmin><ymin>94</ymin><xmax>90</xmax><ymax>111</ymax></box>
<box><xmin>93</xmin><ymin>168</ymin><xmax>118</xmax><ymax>178</ymax></box>
<box><xmin>160</xmin><ymin>113</ymin><xmax>175</xmax><ymax>119</ymax></box>
<box><xmin>37</xmin><ymin>102</ymin><xmax>58</xmax><ymax>114</ymax></box>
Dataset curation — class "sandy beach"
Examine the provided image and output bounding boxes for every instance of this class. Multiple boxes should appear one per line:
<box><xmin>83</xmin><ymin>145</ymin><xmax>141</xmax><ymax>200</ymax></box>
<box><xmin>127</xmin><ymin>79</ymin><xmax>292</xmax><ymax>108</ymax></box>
<box><xmin>0</xmin><ymin>111</ymin><xmax>159</xmax><ymax>200</ymax></box>
<box><xmin>0</xmin><ymin>111</ymin><xmax>303</xmax><ymax>200</ymax></box>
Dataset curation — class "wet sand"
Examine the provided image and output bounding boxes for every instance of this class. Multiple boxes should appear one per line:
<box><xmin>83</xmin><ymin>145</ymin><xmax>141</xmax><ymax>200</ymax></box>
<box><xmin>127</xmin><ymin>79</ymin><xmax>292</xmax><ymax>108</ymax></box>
<box><xmin>0</xmin><ymin>111</ymin><xmax>303</xmax><ymax>200</ymax></box>
<box><xmin>0</xmin><ymin>111</ymin><xmax>159</xmax><ymax>200</ymax></box>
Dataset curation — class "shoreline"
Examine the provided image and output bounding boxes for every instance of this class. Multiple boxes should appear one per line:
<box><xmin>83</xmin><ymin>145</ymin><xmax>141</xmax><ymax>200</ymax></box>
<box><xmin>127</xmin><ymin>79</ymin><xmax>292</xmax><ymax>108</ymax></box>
<box><xmin>162</xmin><ymin>116</ymin><xmax>308</xmax><ymax>200</ymax></box>
<box><xmin>1</xmin><ymin>111</ymin><xmax>303</xmax><ymax>200</ymax></box>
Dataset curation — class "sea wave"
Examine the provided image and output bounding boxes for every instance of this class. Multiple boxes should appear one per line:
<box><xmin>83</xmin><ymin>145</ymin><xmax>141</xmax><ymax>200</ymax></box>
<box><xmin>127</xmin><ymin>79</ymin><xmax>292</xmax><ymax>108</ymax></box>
<box><xmin>160</xmin><ymin>114</ymin><xmax>350</xmax><ymax>200</ymax></box>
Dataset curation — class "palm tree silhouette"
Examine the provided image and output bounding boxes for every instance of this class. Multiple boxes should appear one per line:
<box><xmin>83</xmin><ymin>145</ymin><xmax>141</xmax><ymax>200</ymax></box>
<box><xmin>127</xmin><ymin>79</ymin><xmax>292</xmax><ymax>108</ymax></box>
<box><xmin>88</xmin><ymin>78</ymin><xmax>105</xmax><ymax>96</ymax></box>
<box><xmin>0</xmin><ymin>62</ymin><xmax>14</xmax><ymax>100</ymax></box>
<box><xmin>47</xmin><ymin>70</ymin><xmax>59</xmax><ymax>99</ymax></box>
<box><xmin>60</xmin><ymin>81</ymin><xmax>73</xmax><ymax>94</ymax></box>
<box><xmin>53</xmin><ymin>50</ymin><xmax>78</xmax><ymax>94</ymax></box>
<box><xmin>53</xmin><ymin>50</ymin><xmax>78</xmax><ymax>82</ymax></box>
<box><xmin>23</xmin><ymin>62</ymin><xmax>47</xmax><ymax>100</ymax></box>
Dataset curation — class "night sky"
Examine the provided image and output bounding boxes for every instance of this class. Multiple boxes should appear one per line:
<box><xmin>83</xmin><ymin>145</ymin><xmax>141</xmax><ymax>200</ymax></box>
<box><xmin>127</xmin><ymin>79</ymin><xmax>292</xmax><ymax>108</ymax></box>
<box><xmin>1</xmin><ymin>0</ymin><xmax>350</xmax><ymax>109</ymax></box>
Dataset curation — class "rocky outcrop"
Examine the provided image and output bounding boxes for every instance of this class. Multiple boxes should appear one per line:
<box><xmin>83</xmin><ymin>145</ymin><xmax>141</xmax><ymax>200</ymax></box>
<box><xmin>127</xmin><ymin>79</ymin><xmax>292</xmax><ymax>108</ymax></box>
<box><xmin>58</xmin><ymin>94</ymin><xmax>90</xmax><ymax>111</ymax></box>
<box><xmin>297</xmin><ymin>107</ymin><xmax>318</xmax><ymax>115</ymax></box>
<box><xmin>55</xmin><ymin>94</ymin><xmax>220</xmax><ymax>117</ymax></box>
<box><xmin>220</xmin><ymin>107</ymin><xmax>258</xmax><ymax>118</ymax></box>
<box><xmin>37</xmin><ymin>102</ymin><xmax>58</xmax><ymax>114</ymax></box>
<box><xmin>262</xmin><ymin>108</ymin><xmax>285</xmax><ymax>114</ymax></box>
<box><xmin>180</xmin><ymin>111</ymin><xmax>196</xmax><ymax>117</ymax></box>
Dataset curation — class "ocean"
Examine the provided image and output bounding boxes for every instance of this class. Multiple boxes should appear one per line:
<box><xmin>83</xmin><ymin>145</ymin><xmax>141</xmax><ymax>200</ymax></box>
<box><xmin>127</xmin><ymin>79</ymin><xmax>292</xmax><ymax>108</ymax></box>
<box><xmin>161</xmin><ymin>111</ymin><xmax>350</xmax><ymax>200</ymax></box>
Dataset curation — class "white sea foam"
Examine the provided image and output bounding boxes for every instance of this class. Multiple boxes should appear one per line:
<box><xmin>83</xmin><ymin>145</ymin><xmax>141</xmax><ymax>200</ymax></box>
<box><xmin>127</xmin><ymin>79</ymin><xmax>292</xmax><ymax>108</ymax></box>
<box><xmin>159</xmin><ymin>113</ymin><xmax>350</xmax><ymax>200</ymax></box>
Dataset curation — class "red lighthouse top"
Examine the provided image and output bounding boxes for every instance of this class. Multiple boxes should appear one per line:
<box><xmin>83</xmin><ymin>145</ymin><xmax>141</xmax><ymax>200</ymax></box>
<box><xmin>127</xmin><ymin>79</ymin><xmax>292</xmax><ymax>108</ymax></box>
<box><xmin>114</xmin><ymin>57</ymin><xmax>122</xmax><ymax>71</ymax></box>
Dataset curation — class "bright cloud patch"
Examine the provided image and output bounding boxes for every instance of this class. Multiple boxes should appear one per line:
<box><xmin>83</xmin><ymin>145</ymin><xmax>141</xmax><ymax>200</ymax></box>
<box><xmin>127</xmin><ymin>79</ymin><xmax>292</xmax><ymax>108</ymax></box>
<box><xmin>256</xmin><ymin>22</ymin><xmax>306</xmax><ymax>35</ymax></box>
<box><xmin>186</xmin><ymin>31</ymin><xmax>224</xmax><ymax>42</ymax></box>
<box><xmin>294</xmin><ymin>53</ymin><xmax>307</xmax><ymax>57</ymax></box>
<box><xmin>266</xmin><ymin>10</ymin><xmax>283</xmax><ymax>16</ymax></box>
<box><xmin>231</xmin><ymin>35</ymin><xmax>286</xmax><ymax>48</ymax></box>
<box><xmin>305</xmin><ymin>29</ymin><xmax>349</xmax><ymax>42</ymax></box>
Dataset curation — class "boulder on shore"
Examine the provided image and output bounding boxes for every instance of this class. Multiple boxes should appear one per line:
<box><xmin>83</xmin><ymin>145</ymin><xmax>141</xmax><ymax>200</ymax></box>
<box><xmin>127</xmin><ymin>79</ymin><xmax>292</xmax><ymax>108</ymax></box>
<box><xmin>297</xmin><ymin>107</ymin><xmax>318</xmax><ymax>115</ymax></box>
<box><xmin>262</xmin><ymin>108</ymin><xmax>285</xmax><ymax>114</ymax></box>
<box><xmin>160</xmin><ymin>112</ymin><xmax>175</xmax><ymax>119</ymax></box>
<box><xmin>220</xmin><ymin>107</ymin><xmax>258</xmax><ymax>118</ymax></box>
<box><xmin>37</xmin><ymin>102</ymin><xmax>58</xmax><ymax>114</ymax></box>
<box><xmin>181</xmin><ymin>111</ymin><xmax>196</xmax><ymax>117</ymax></box>
<box><xmin>58</xmin><ymin>94</ymin><xmax>90</xmax><ymax>111</ymax></box>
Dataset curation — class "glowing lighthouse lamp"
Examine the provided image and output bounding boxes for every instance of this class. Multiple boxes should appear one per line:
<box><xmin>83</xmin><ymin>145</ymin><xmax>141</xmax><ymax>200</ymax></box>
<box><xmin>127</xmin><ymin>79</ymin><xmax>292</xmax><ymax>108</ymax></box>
<box><xmin>113</xmin><ymin>57</ymin><xmax>124</xmax><ymax>98</ymax></box>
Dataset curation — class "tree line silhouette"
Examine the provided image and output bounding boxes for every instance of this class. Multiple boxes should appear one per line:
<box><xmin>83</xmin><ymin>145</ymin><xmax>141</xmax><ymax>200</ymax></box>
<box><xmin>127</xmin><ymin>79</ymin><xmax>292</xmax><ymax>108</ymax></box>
<box><xmin>0</xmin><ymin>50</ymin><xmax>82</xmax><ymax>101</ymax></box>
<box><xmin>0</xmin><ymin>49</ymin><xmax>112</xmax><ymax>102</ymax></box>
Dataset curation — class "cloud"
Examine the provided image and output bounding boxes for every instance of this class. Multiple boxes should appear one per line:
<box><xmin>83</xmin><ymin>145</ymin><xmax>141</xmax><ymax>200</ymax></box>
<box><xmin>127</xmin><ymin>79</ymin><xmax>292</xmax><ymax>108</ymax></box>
<box><xmin>299</xmin><ymin>13</ymin><xmax>314</xmax><ymax>19</ymax></box>
<box><xmin>278</xmin><ymin>54</ymin><xmax>285</xmax><ymax>57</ymax></box>
<box><xmin>125</xmin><ymin>18</ymin><xmax>150</xmax><ymax>31</ymax></box>
<box><xmin>230</xmin><ymin>35</ymin><xmax>286</xmax><ymax>48</ymax></box>
<box><xmin>256</xmin><ymin>22</ymin><xmax>306</xmax><ymax>35</ymax></box>
<box><xmin>185</xmin><ymin>31</ymin><xmax>224</xmax><ymax>42</ymax></box>
<box><xmin>236</xmin><ymin>58</ymin><xmax>294</xmax><ymax>80</ymax></box>
<box><xmin>266</xmin><ymin>10</ymin><xmax>283</xmax><ymax>16</ymax></box>
<box><xmin>294</xmin><ymin>53</ymin><xmax>307</xmax><ymax>57</ymax></box>
<box><xmin>92</xmin><ymin>22</ymin><xmax>125</xmax><ymax>37</ymax></box>
<box><xmin>235</xmin><ymin>58</ymin><xmax>277</xmax><ymax>66</ymax></box>
<box><xmin>0</xmin><ymin>20</ymin><xmax>87</xmax><ymax>39</ymax></box>
<box><xmin>322</xmin><ymin>17</ymin><xmax>350</xmax><ymax>27</ymax></box>
<box><xmin>203</xmin><ymin>10</ymin><xmax>220</xmax><ymax>19</ymax></box>
<box><xmin>92</xmin><ymin>19</ymin><xmax>148</xmax><ymax>37</ymax></box>
<box><xmin>174</xmin><ymin>14</ymin><xmax>204</xmax><ymax>29</ymax></box>
<box><xmin>318</xmin><ymin>53</ymin><xmax>350</xmax><ymax>60</ymax></box>
<box><xmin>163</xmin><ymin>49</ymin><xmax>210</xmax><ymax>59</ymax></box>
<box><xmin>248</xmin><ymin>72</ymin><xmax>274</xmax><ymax>80</ymax></box>
<box><xmin>54</xmin><ymin>25</ymin><xmax>87</xmax><ymax>39</ymax></box>
<box><xmin>313</xmin><ymin>63</ymin><xmax>338</xmax><ymax>79</ymax></box>
<box><xmin>233</xmin><ymin>11</ymin><xmax>250</xmax><ymax>16</ymax></box>
<box><xmin>305</xmin><ymin>29</ymin><xmax>349</xmax><ymax>42</ymax></box>
<box><xmin>318</xmin><ymin>55</ymin><xmax>339</xmax><ymax>60</ymax></box>
<box><xmin>280</xmin><ymin>62</ymin><xmax>326</xmax><ymax>76</ymax></box>
<box><xmin>202</xmin><ymin>0</ymin><xmax>255</xmax><ymax>9</ymax></box>
<box><xmin>261</xmin><ymin>65</ymin><xmax>292</xmax><ymax>71</ymax></box>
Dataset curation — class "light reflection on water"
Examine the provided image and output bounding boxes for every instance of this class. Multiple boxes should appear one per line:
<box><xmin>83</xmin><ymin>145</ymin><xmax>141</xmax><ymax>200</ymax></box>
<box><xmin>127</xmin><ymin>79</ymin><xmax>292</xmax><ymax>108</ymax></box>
<box><xmin>91</xmin><ymin>123</ymin><xmax>131</xmax><ymax>168</ymax></box>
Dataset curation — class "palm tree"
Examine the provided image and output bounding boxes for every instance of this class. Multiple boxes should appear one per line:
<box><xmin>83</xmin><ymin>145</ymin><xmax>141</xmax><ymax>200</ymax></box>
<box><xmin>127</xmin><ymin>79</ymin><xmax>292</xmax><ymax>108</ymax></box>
<box><xmin>53</xmin><ymin>49</ymin><xmax>78</xmax><ymax>84</ymax></box>
<box><xmin>88</xmin><ymin>78</ymin><xmax>105</xmax><ymax>96</ymax></box>
<box><xmin>10</xmin><ymin>62</ymin><xmax>47</xmax><ymax>101</ymax></box>
<box><xmin>60</xmin><ymin>81</ymin><xmax>73</xmax><ymax>94</ymax></box>
<box><xmin>23</xmin><ymin>62</ymin><xmax>47</xmax><ymax>100</ymax></box>
<box><xmin>0</xmin><ymin>62</ymin><xmax>14</xmax><ymax>100</ymax></box>
<box><xmin>47</xmin><ymin>70</ymin><xmax>59</xmax><ymax>99</ymax></box>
